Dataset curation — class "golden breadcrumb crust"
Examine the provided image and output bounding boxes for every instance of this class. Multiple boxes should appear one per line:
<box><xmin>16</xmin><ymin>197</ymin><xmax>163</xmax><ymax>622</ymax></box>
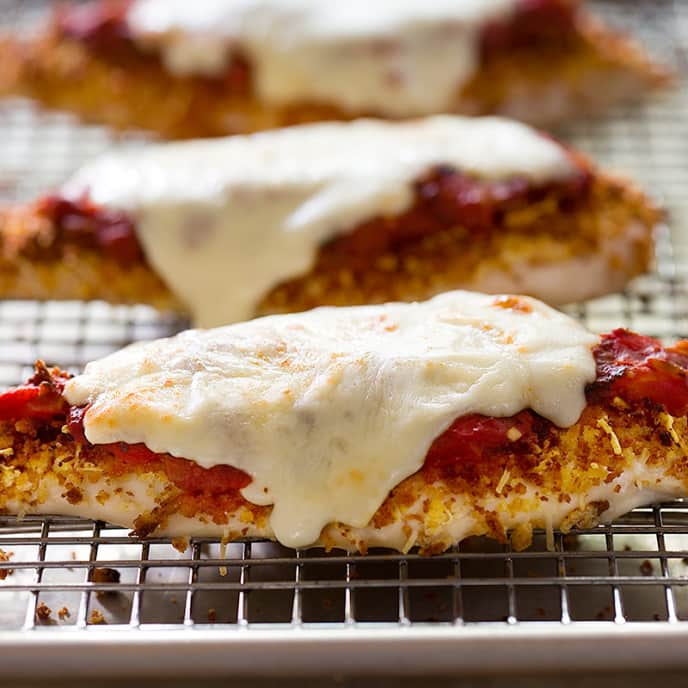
<box><xmin>0</xmin><ymin>12</ymin><xmax>669</xmax><ymax>137</ymax></box>
<box><xmin>0</xmin><ymin>173</ymin><xmax>660</xmax><ymax>314</ymax></box>
<box><xmin>0</xmin><ymin>396</ymin><xmax>686</xmax><ymax>554</ymax></box>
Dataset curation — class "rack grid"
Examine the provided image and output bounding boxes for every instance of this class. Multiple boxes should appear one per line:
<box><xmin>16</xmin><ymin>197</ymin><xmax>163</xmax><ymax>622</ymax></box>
<box><xmin>0</xmin><ymin>0</ymin><xmax>687</xmax><ymax>676</ymax></box>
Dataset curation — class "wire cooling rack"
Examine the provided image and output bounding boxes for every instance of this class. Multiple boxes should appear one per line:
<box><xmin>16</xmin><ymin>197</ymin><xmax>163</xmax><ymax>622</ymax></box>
<box><xmin>1</xmin><ymin>0</ymin><xmax>688</xmax><ymax>678</ymax></box>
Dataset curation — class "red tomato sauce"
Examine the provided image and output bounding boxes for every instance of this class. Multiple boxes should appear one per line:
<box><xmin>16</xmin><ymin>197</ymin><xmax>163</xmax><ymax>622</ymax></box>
<box><xmin>66</xmin><ymin>405</ymin><xmax>251</xmax><ymax>494</ymax></box>
<box><xmin>37</xmin><ymin>194</ymin><xmax>143</xmax><ymax>264</ymax></box>
<box><xmin>423</xmin><ymin>411</ymin><xmax>539</xmax><ymax>475</ymax></box>
<box><xmin>0</xmin><ymin>365</ymin><xmax>69</xmax><ymax>420</ymax></box>
<box><xmin>0</xmin><ymin>381</ymin><xmax>68</xmax><ymax>420</ymax></box>
<box><xmin>38</xmin><ymin>159</ymin><xmax>590</xmax><ymax>267</ymax></box>
<box><xmin>481</xmin><ymin>0</ymin><xmax>579</xmax><ymax>58</ymax></box>
<box><xmin>333</xmin><ymin>164</ymin><xmax>590</xmax><ymax>259</ymax></box>
<box><xmin>588</xmin><ymin>328</ymin><xmax>688</xmax><ymax>416</ymax></box>
<box><xmin>90</xmin><ymin>442</ymin><xmax>252</xmax><ymax>494</ymax></box>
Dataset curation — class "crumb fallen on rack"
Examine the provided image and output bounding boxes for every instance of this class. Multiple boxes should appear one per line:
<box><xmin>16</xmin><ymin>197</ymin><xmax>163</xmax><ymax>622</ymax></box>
<box><xmin>36</xmin><ymin>602</ymin><xmax>52</xmax><ymax>621</ymax></box>
<box><xmin>640</xmin><ymin>560</ymin><xmax>654</xmax><ymax>576</ymax></box>
<box><xmin>207</xmin><ymin>608</ymin><xmax>217</xmax><ymax>623</ymax></box>
<box><xmin>92</xmin><ymin>566</ymin><xmax>120</xmax><ymax>598</ymax></box>
<box><xmin>171</xmin><ymin>537</ymin><xmax>189</xmax><ymax>553</ymax></box>
<box><xmin>89</xmin><ymin>609</ymin><xmax>105</xmax><ymax>625</ymax></box>
<box><xmin>92</xmin><ymin>567</ymin><xmax>121</xmax><ymax>584</ymax></box>
<box><xmin>57</xmin><ymin>606</ymin><xmax>70</xmax><ymax>620</ymax></box>
<box><xmin>595</xmin><ymin>605</ymin><xmax>613</xmax><ymax>620</ymax></box>
<box><xmin>0</xmin><ymin>548</ymin><xmax>14</xmax><ymax>580</ymax></box>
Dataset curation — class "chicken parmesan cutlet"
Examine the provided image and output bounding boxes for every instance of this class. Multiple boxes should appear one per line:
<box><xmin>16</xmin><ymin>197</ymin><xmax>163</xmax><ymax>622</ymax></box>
<box><xmin>0</xmin><ymin>0</ymin><xmax>669</xmax><ymax>137</ymax></box>
<box><xmin>0</xmin><ymin>117</ymin><xmax>659</xmax><ymax>325</ymax></box>
<box><xmin>0</xmin><ymin>290</ymin><xmax>686</xmax><ymax>554</ymax></box>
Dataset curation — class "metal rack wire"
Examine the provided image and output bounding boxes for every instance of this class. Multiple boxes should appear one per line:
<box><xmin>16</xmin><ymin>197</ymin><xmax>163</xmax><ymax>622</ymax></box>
<box><xmin>2</xmin><ymin>507</ymin><xmax>688</xmax><ymax>630</ymax></box>
<box><xmin>0</xmin><ymin>0</ymin><xmax>687</xmax><ymax>674</ymax></box>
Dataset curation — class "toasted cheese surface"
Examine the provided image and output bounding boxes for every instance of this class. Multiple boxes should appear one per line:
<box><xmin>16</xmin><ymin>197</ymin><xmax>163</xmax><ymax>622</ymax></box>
<box><xmin>62</xmin><ymin>117</ymin><xmax>577</xmax><ymax>326</ymax></box>
<box><xmin>127</xmin><ymin>0</ymin><xmax>517</xmax><ymax>115</ymax></box>
<box><xmin>62</xmin><ymin>290</ymin><xmax>598</xmax><ymax>548</ymax></box>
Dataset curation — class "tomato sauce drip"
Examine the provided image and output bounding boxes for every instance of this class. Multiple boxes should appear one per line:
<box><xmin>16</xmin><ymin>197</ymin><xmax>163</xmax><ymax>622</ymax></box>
<box><xmin>38</xmin><ymin>194</ymin><xmax>143</xmax><ymax>264</ymax></box>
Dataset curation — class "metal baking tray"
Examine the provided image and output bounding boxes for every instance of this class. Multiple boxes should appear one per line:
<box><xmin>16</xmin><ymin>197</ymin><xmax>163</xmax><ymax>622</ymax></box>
<box><xmin>0</xmin><ymin>0</ymin><xmax>687</xmax><ymax>678</ymax></box>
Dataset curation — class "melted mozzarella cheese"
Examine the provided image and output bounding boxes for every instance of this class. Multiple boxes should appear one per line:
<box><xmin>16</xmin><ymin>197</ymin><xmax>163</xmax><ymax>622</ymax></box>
<box><xmin>62</xmin><ymin>116</ymin><xmax>577</xmax><ymax>327</ymax></box>
<box><xmin>127</xmin><ymin>0</ymin><xmax>518</xmax><ymax>116</ymax></box>
<box><xmin>63</xmin><ymin>290</ymin><xmax>598</xmax><ymax>549</ymax></box>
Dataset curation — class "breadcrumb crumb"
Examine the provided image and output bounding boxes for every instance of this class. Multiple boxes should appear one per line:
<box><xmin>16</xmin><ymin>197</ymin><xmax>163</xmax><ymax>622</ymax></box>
<box><xmin>93</xmin><ymin>567</ymin><xmax>121</xmax><ymax>598</ymax></box>
<box><xmin>0</xmin><ymin>548</ymin><xmax>14</xmax><ymax>580</ymax></box>
<box><xmin>89</xmin><ymin>609</ymin><xmax>105</xmax><ymax>625</ymax></box>
<box><xmin>36</xmin><ymin>602</ymin><xmax>51</xmax><ymax>620</ymax></box>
